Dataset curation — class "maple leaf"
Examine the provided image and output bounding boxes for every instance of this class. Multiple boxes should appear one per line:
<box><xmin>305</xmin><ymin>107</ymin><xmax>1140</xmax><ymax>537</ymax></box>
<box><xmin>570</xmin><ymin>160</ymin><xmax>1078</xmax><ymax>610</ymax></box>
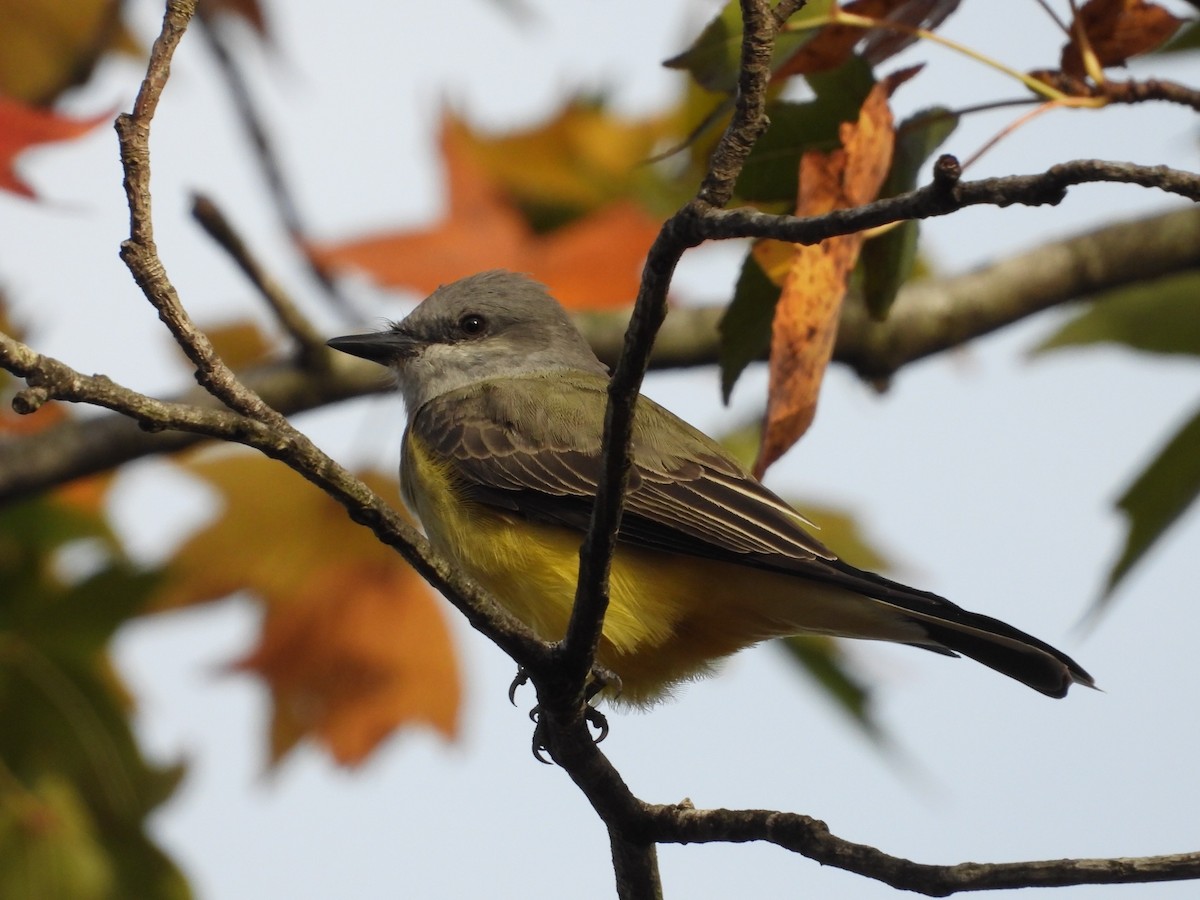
<box><xmin>0</xmin><ymin>95</ymin><xmax>109</xmax><ymax>199</ymax></box>
<box><xmin>156</xmin><ymin>454</ymin><xmax>460</xmax><ymax>766</ymax></box>
<box><xmin>1061</xmin><ymin>0</ymin><xmax>1182</xmax><ymax>79</ymax></box>
<box><xmin>237</xmin><ymin>560</ymin><xmax>459</xmax><ymax>766</ymax></box>
<box><xmin>756</xmin><ymin>84</ymin><xmax>895</xmax><ymax>476</ymax></box>
<box><xmin>307</xmin><ymin>115</ymin><xmax>662</xmax><ymax>310</ymax></box>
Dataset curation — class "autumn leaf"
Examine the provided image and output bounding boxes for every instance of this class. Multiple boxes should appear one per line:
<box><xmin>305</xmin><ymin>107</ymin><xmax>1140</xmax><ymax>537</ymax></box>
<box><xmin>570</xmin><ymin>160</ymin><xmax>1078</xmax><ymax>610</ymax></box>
<box><xmin>1061</xmin><ymin>0</ymin><xmax>1183</xmax><ymax>79</ymax></box>
<box><xmin>156</xmin><ymin>453</ymin><xmax>461</xmax><ymax>766</ymax></box>
<box><xmin>757</xmin><ymin>84</ymin><xmax>894</xmax><ymax>476</ymax></box>
<box><xmin>197</xmin><ymin>319</ymin><xmax>276</xmax><ymax>370</ymax></box>
<box><xmin>308</xmin><ymin>113</ymin><xmax>662</xmax><ymax>310</ymax></box>
<box><xmin>237</xmin><ymin>559</ymin><xmax>460</xmax><ymax>766</ymax></box>
<box><xmin>0</xmin><ymin>95</ymin><xmax>109</xmax><ymax>199</ymax></box>
<box><xmin>448</xmin><ymin>102</ymin><xmax>675</xmax><ymax>217</ymax></box>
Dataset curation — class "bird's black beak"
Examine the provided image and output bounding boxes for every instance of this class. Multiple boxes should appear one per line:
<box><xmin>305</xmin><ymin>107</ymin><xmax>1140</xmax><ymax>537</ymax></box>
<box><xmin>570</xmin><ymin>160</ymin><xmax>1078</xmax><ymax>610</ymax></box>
<box><xmin>326</xmin><ymin>330</ymin><xmax>417</xmax><ymax>365</ymax></box>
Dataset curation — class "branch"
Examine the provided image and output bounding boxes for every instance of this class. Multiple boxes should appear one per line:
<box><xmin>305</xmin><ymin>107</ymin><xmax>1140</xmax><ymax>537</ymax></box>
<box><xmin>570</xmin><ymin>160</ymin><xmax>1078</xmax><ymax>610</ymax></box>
<box><xmin>195</xmin><ymin>11</ymin><xmax>358</xmax><ymax>317</ymax></box>
<box><xmin>700</xmin><ymin>158</ymin><xmax>1200</xmax><ymax>246</ymax></box>
<box><xmin>190</xmin><ymin>192</ymin><xmax>328</xmax><ymax>363</ymax></box>
<box><xmin>639</xmin><ymin>804</ymin><xmax>1200</xmax><ymax>894</ymax></box>
<box><xmin>98</xmin><ymin>0</ymin><xmax>556</xmax><ymax>691</ymax></box>
<box><xmin>559</xmin><ymin>0</ymin><xmax>782</xmax><ymax>694</ymax></box>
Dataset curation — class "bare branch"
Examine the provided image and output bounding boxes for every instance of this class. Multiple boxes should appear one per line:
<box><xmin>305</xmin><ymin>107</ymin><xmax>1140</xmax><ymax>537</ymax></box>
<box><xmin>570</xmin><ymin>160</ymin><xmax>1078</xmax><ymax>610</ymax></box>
<box><xmin>639</xmin><ymin>804</ymin><xmax>1200</xmax><ymax>894</ymax></box>
<box><xmin>701</xmin><ymin>158</ymin><xmax>1200</xmax><ymax>246</ymax></box>
<box><xmin>195</xmin><ymin>11</ymin><xmax>358</xmax><ymax>318</ymax></box>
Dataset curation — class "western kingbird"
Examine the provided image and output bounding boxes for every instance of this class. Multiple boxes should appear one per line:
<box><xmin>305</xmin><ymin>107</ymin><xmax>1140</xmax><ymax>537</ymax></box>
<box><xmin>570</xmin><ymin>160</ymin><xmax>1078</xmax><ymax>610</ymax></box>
<box><xmin>328</xmin><ymin>270</ymin><xmax>1093</xmax><ymax>705</ymax></box>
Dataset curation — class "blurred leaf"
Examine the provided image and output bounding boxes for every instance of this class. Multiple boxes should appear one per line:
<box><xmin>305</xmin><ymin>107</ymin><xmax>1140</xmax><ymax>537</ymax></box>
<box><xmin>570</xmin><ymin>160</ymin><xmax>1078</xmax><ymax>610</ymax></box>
<box><xmin>236</xmin><ymin>560</ymin><xmax>460</xmax><ymax>766</ymax></box>
<box><xmin>202</xmin><ymin>320</ymin><xmax>276</xmax><ymax>370</ymax></box>
<box><xmin>1061</xmin><ymin>0</ymin><xmax>1183</xmax><ymax>78</ymax></box>
<box><xmin>1032</xmin><ymin>272</ymin><xmax>1200</xmax><ymax>358</ymax></box>
<box><xmin>0</xmin><ymin>774</ymin><xmax>114</xmax><ymax>900</ymax></box>
<box><xmin>449</xmin><ymin>101</ymin><xmax>677</xmax><ymax>222</ymax></box>
<box><xmin>158</xmin><ymin>454</ymin><xmax>461</xmax><ymax>765</ymax></box>
<box><xmin>663</xmin><ymin>0</ymin><xmax>834</xmax><ymax>93</ymax></box>
<box><xmin>861</xmin><ymin>107</ymin><xmax>958</xmax><ymax>319</ymax></box>
<box><xmin>0</xmin><ymin>95</ymin><xmax>109</xmax><ymax>199</ymax></box>
<box><xmin>1099</xmin><ymin>404</ymin><xmax>1200</xmax><ymax>604</ymax></box>
<box><xmin>737</xmin><ymin>57</ymin><xmax>876</xmax><ymax>202</ymax></box>
<box><xmin>778</xmin><ymin>635</ymin><xmax>882</xmax><ymax>740</ymax></box>
<box><xmin>0</xmin><ymin>0</ymin><xmax>132</xmax><ymax>105</ymax></box>
<box><xmin>759</xmin><ymin>84</ymin><xmax>895</xmax><ymax>475</ymax></box>
<box><xmin>0</xmin><ymin>492</ymin><xmax>190</xmax><ymax>900</ymax></box>
<box><xmin>308</xmin><ymin>114</ymin><xmax>661</xmax><ymax>310</ymax></box>
<box><xmin>719</xmin><ymin>251</ymin><xmax>781</xmax><ymax>401</ymax></box>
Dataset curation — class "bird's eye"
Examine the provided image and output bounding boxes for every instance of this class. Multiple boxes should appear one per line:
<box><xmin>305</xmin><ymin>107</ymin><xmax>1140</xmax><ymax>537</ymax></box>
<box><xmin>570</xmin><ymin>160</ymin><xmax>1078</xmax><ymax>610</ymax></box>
<box><xmin>458</xmin><ymin>313</ymin><xmax>486</xmax><ymax>336</ymax></box>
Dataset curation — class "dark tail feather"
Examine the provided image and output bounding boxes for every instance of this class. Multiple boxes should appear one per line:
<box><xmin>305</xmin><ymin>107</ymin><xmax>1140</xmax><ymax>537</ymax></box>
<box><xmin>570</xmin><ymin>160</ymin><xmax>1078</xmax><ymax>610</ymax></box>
<box><xmin>915</xmin><ymin>612</ymin><xmax>1094</xmax><ymax>698</ymax></box>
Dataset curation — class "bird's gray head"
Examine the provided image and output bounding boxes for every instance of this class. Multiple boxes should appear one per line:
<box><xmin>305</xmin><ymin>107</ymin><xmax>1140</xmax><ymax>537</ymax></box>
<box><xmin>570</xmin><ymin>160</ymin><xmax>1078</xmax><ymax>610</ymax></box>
<box><xmin>327</xmin><ymin>270</ymin><xmax>609</xmax><ymax>414</ymax></box>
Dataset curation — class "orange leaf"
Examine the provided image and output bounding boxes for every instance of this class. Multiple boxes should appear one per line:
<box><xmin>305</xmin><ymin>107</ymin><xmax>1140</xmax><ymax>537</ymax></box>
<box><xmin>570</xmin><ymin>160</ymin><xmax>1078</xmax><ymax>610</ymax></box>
<box><xmin>1061</xmin><ymin>0</ymin><xmax>1182</xmax><ymax>79</ymax></box>
<box><xmin>200</xmin><ymin>319</ymin><xmax>276</xmax><ymax>370</ymax></box>
<box><xmin>307</xmin><ymin>114</ymin><xmax>660</xmax><ymax>310</ymax></box>
<box><xmin>158</xmin><ymin>454</ymin><xmax>460</xmax><ymax>765</ymax></box>
<box><xmin>757</xmin><ymin>84</ymin><xmax>894</xmax><ymax>476</ymax></box>
<box><xmin>236</xmin><ymin>561</ymin><xmax>460</xmax><ymax>766</ymax></box>
<box><xmin>0</xmin><ymin>95</ymin><xmax>109</xmax><ymax>199</ymax></box>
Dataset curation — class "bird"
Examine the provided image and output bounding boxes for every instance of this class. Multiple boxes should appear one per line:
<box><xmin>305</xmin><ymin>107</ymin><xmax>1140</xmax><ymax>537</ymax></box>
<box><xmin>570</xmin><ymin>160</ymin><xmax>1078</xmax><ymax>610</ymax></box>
<box><xmin>327</xmin><ymin>270</ymin><xmax>1093</xmax><ymax>707</ymax></box>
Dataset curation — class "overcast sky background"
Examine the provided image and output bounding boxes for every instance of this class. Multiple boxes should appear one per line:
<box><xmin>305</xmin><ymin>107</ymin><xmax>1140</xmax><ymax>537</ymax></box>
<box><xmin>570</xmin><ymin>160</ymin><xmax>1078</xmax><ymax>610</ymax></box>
<box><xmin>6</xmin><ymin>1</ymin><xmax>1200</xmax><ymax>897</ymax></box>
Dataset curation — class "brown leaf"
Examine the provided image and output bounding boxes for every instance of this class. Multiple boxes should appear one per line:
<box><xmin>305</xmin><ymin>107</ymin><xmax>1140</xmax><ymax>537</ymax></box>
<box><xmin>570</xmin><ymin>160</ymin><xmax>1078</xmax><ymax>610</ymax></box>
<box><xmin>757</xmin><ymin>84</ymin><xmax>894</xmax><ymax>476</ymax></box>
<box><xmin>307</xmin><ymin>114</ymin><xmax>661</xmax><ymax>310</ymax></box>
<box><xmin>1061</xmin><ymin>0</ymin><xmax>1182</xmax><ymax>79</ymax></box>
<box><xmin>157</xmin><ymin>454</ymin><xmax>460</xmax><ymax>765</ymax></box>
<box><xmin>0</xmin><ymin>96</ymin><xmax>109</xmax><ymax>198</ymax></box>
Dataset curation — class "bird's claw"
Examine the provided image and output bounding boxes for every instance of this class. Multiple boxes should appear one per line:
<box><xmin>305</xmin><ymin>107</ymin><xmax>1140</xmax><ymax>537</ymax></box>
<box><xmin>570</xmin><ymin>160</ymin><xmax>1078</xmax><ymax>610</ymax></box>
<box><xmin>508</xmin><ymin>667</ymin><xmax>530</xmax><ymax>706</ymax></box>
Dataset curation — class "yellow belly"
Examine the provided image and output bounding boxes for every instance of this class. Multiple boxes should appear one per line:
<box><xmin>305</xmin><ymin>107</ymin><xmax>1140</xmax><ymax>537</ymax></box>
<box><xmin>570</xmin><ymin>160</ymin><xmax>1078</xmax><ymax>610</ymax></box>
<box><xmin>403</xmin><ymin>434</ymin><xmax>921</xmax><ymax>706</ymax></box>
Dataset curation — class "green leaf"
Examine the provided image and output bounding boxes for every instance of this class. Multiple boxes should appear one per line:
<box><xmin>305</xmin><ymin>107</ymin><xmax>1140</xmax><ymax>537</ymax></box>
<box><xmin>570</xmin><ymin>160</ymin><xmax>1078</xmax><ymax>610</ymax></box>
<box><xmin>663</xmin><ymin>0</ymin><xmax>835</xmax><ymax>93</ymax></box>
<box><xmin>861</xmin><ymin>107</ymin><xmax>958</xmax><ymax>319</ymax></box>
<box><xmin>0</xmin><ymin>774</ymin><xmax>115</xmax><ymax>900</ymax></box>
<box><xmin>1032</xmin><ymin>272</ymin><xmax>1200</xmax><ymax>358</ymax></box>
<box><xmin>719</xmin><ymin>251</ymin><xmax>781</xmax><ymax>401</ymax></box>
<box><xmin>736</xmin><ymin>56</ymin><xmax>876</xmax><ymax>202</ymax></box>
<box><xmin>1100</xmin><ymin>403</ymin><xmax>1200</xmax><ymax>604</ymax></box>
<box><xmin>0</xmin><ymin>494</ymin><xmax>192</xmax><ymax>900</ymax></box>
<box><xmin>1159</xmin><ymin>17</ymin><xmax>1200</xmax><ymax>53</ymax></box>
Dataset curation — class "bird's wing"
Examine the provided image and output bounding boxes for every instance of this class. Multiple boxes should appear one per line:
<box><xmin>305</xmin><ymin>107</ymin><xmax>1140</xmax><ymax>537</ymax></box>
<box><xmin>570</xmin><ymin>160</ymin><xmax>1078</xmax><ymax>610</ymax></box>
<box><xmin>410</xmin><ymin>373</ymin><xmax>837</xmax><ymax>567</ymax></box>
<box><xmin>411</xmin><ymin>374</ymin><xmax>1095</xmax><ymax>697</ymax></box>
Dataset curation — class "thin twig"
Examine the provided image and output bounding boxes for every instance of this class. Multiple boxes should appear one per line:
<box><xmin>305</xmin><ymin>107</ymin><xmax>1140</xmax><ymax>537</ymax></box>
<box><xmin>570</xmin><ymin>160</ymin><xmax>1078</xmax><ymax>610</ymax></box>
<box><xmin>190</xmin><ymin>192</ymin><xmax>328</xmax><ymax>364</ymax></box>
<box><xmin>195</xmin><ymin>11</ymin><xmax>359</xmax><ymax>318</ymax></box>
